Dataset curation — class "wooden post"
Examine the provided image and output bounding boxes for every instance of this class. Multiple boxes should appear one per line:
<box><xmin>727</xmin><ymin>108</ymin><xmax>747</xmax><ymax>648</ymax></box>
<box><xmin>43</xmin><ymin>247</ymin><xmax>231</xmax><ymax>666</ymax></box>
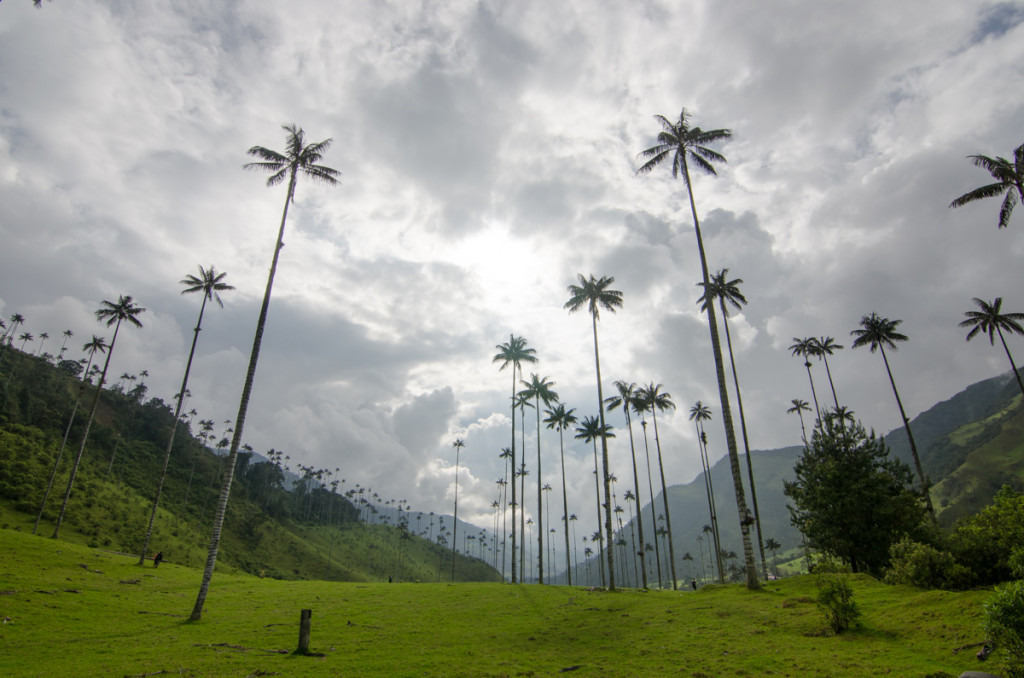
<box><xmin>297</xmin><ymin>609</ymin><xmax>312</xmax><ymax>654</ymax></box>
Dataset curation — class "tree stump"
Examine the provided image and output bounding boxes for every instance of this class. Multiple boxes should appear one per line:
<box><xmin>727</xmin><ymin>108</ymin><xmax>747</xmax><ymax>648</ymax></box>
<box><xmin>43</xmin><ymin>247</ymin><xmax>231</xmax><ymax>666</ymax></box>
<box><xmin>296</xmin><ymin>609</ymin><xmax>312</xmax><ymax>654</ymax></box>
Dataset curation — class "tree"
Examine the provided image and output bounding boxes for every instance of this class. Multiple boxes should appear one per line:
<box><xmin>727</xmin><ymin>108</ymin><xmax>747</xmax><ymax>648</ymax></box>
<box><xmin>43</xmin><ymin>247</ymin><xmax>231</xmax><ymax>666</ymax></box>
<box><xmin>638</xmin><ymin>382</ymin><xmax>680</xmax><ymax>589</ymax></box>
<box><xmin>689</xmin><ymin>401</ymin><xmax>724</xmax><ymax>583</ymax></box>
<box><xmin>633</xmin><ymin>401</ymin><xmax>663</xmax><ymax>587</ymax></box>
<box><xmin>949</xmin><ymin>142</ymin><xmax>1024</xmax><ymax>229</ymax></box>
<box><xmin>575</xmin><ymin>415</ymin><xmax>614</xmax><ymax>587</ymax></box>
<box><xmin>56</xmin><ymin>329</ymin><xmax>73</xmax><ymax>362</ymax></box>
<box><xmin>493</xmin><ymin>334</ymin><xmax>537</xmax><ymax>584</ymax></box>
<box><xmin>850</xmin><ymin>312</ymin><xmax>934</xmax><ymax>517</ymax></box>
<box><xmin>605</xmin><ymin>380</ymin><xmax>648</xmax><ymax>589</ymax></box>
<box><xmin>698</xmin><ymin>269</ymin><xmax>767</xmax><ymax>580</ymax></box>
<box><xmin>960</xmin><ymin>297</ymin><xmax>1024</xmax><ymax>400</ymax></box>
<box><xmin>191</xmin><ymin>124</ymin><xmax>339</xmax><ymax>620</ymax></box>
<box><xmin>139</xmin><ymin>266</ymin><xmax>233</xmax><ymax>565</ymax></box>
<box><xmin>764</xmin><ymin>537</ymin><xmax>782</xmax><ymax>577</ymax></box>
<box><xmin>5</xmin><ymin>313</ymin><xmax>25</xmax><ymax>346</ymax></box>
<box><xmin>450</xmin><ymin>438</ymin><xmax>465</xmax><ymax>581</ymax></box>
<box><xmin>53</xmin><ymin>296</ymin><xmax>145</xmax><ymax>538</ymax></box>
<box><xmin>784</xmin><ymin>416</ymin><xmax>928</xmax><ymax>574</ymax></box>
<box><xmin>543</xmin><ymin>402</ymin><xmax>578</xmax><ymax>586</ymax></box>
<box><xmin>36</xmin><ymin>332</ymin><xmax>49</xmax><ymax>357</ymax></box>
<box><xmin>787</xmin><ymin>398</ymin><xmax>811</xmax><ymax>444</ymax></box>
<box><xmin>565</xmin><ymin>274</ymin><xmax>623</xmax><ymax>590</ymax></box>
<box><xmin>813</xmin><ymin>336</ymin><xmax>844</xmax><ymax>410</ymax></box>
<box><xmin>18</xmin><ymin>332</ymin><xmax>33</xmax><ymax>352</ymax></box>
<box><xmin>637</xmin><ymin>108</ymin><xmax>758</xmax><ymax>589</ymax></box>
<box><xmin>789</xmin><ymin>338</ymin><xmax>822</xmax><ymax>421</ymax></box>
<box><xmin>519</xmin><ymin>373</ymin><xmax>558</xmax><ymax>584</ymax></box>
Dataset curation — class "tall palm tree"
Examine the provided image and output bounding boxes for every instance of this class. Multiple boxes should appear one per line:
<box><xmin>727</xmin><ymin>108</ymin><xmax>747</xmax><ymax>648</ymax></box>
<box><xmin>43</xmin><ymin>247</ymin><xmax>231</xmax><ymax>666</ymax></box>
<box><xmin>787</xmin><ymin>398</ymin><xmax>811</xmax><ymax>444</ymax></box>
<box><xmin>638</xmin><ymin>383</ymin><xmax>680</xmax><ymax>589</ymax></box>
<box><xmin>565</xmin><ymin>273</ymin><xmax>623</xmax><ymax>591</ymax></box>
<box><xmin>53</xmin><ymin>296</ymin><xmax>145</xmax><ymax>538</ymax></box>
<box><xmin>519</xmin><ymin>373</ymin><xmax>558</xmax><ymax>584</ymax></box>
<box><xmin>789</xmin><ymin>338</ymin><xmax>822</xmax><ymax>420</ymax></box>
<box><xmin>56</xmin><ymin>329</ymin><xmax>74</xmax><ymax>362</ymax></box>
<box><xmin>960</xmin><ymin>297</ymin><xmax>1024</xmax><ymax>400</ymax></box>
<box><xmin>493</xmin><ymin>334</ymin><xmax>537</xmax><ymax>584</ymax></box>
<box><xmin>698</xmin><ymin>270</ymin><xmax>766</xmax><ymax>581</ymax></box>
<box><xmin>543</xmin><ymin>403</ymin><xmax>578</xmax><ymax>586</ymax></box>
<box><xmin>34</xmin><ymin>335</ymin><xmax>107</xmax><ymax>535</ymax></box>
<box><xmin>637</xmin><ymin>108</ymin><xmax>758</xmax><ymax>589</ymax></box>
<box><xmin>5</xmin><ymin>313</ymin><xmax>25</xmax><ymax>346</ymax></box>
<box><xmin>812</xmin><ymin>337</ymin><xmax>844</xmax><ymax>410</ymax></box>
<box><xmin>36</xmin><ymin>332</ymin><xmax>49</xmax><ymax>357</ymax></box>
<box><xmin>764</xmin><ymin>537</ymin><xmax>782</xmax><ymax>578</ymax></box>
<box><xmin>515</xmin><ymin>392</ymin><xmax>533</xmax><ymax>581</ymax></box>
<box><xmin>633</xmin><ymin>403</ymin><xmax>663</xmax><ymax>587</ymax></box>
<box><xmin>605</xmin><ymin>380</ymin><xmax>648</xmax><ymax>589</ymax></box>
<box><xmin>191</xmin><ymin>124</ymin><xmax>339</xmax><ymax>620</ymax></box>
<box><xmin>689</xmin><ymin>401</ymin><xmax>724</xmax><ymax>582</ymax></box>
<box><xmin>139</xmin><ymin>266</ymin><xmax>233</xmax><ymax>565</ymax></box>
<box><xmin>450</xmin><ymin>438</ymin><xmax>465</xmax><ymax>581</ymax></box>
<box><xmin>850</xmin><ymin>312</ymin><xmax>934</xmax><ymax>517</ymax></box>
<box><xmin>949</xmin><ymin>143</ymin><xmax>1024</xmax><ymax>229</ymax></box>
<box><xmin>18</xmin><ymin>332</ymin><xmax>33</xmax><ymax>352</ymax></box>
<box><xmin>575</xmin><ymin>415</ymin><xmax>613</xmax><ymax>587</ymax></box>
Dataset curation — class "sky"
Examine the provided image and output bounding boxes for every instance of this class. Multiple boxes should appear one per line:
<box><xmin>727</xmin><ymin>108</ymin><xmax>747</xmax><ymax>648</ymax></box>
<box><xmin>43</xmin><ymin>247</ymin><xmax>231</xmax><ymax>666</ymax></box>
<box><xmin>2</xmin><ymin>0</ymin><xmax>1023</xmax><ymax>550</ymax></box>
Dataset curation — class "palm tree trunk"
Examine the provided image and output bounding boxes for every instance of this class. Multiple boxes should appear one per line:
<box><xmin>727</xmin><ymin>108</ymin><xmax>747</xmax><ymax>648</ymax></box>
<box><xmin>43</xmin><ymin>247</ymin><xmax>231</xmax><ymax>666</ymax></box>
<box><xmin>558</xmin><ymin>429</ymin><xmax>572</xmax><ymax>586</ymax></box>
<box><xmin>34</xmin><ymin>398</ymin><xmax>79</xmax><ymax>534</ymax></box>
<box><xmin>719</xmin><ymin>303</ymin><xmax>767</xmax><ymax>581</ymax></box>
<box><xmin>822</xmin><ymin>355</ymin><xmax>840</xmax><ymax>410</ymax></box>
<box><xmin>640</xmin><ymin>421</ymin><xmax>663</xmax><ymax>587</ymax></box>
<box><xmin>682</xmin><ymin>159</ymin><xmax>759</xmax><ymax>590</ymax></box>
<box><xmin>624</xmin><ymin>412</ymin><xmax>648</xmax><ymax>588</ymax></box>
<box><xmin>191</xmin><ymin>170</ymin><xmax>295</xmax><ymax>621</ymax></box>
<box><xmin>804</xmin><ymin>363</ymin><xmax>822</xmax><ymax>422</ymax></box>
<box><xmin>591</xmin><ymin>312</ymin><xmax>616</xmax><ymax>591</ymax></box>
<box><xmin>650</xmin><ymin>407</ymin><xmax>678</xmax><ymax>589</ymax></box>
<box><xmin>590</xmin><ymin>439</ymin><xmax>606</xmax><ymax>586</ymax></box>
<box><xmin>698</xmin><ymin>426</ymin><xmax>724</xmax><ymax>583</ymax></box>
<box><xmin>996</xmin><ymin>327</ymin><xmax>1024</xmax><ymax>400</ymax></box>
<box><xmin>510</xmin><ymin>369</ymin><xmax>517</xmax><ymax>584</ymax></box>
<box><xmin>878</xmin><ymin>345</ymin><xmax>935</xmax><ymax>518</ymax></box>
<box><xmin>534</xmin><ymin>397</ymin><xmax>543</xmax><ymax>584</ymax></box>
<box><xmin>450</xmin><ymin>447</ymin><xmax>460</xmax><ymax>582</ymax></box>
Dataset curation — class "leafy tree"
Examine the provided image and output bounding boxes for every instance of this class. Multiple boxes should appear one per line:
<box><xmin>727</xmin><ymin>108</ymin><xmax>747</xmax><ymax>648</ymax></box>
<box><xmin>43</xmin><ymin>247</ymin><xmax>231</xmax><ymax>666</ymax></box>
<box><xmin>784</xmin><ymin>416</ymin><xmax>927</xmax><ymax>574</ymax></box>
<box><xmin>53</xmin><ymin>296</ymin><xmax>145</xmax><ymax>538</ymax></box>
<box><xmin>850</xmin><ymin>312</ymin><xmax>934</xmax><ymax>517</ymax></box>
<box><xmin>604</xmin><ymin>380</ymin><xmax>648</xmax><ymax>588</ymax></box>
<box><xmin>949</xmin><ymin>142</ymin><xmax>1024</xmax><ymax>230</ymax></box>
<box><xmin>191</xmin><ymin>124</ymin><xmax>339</xmax><ymax>621</ymax></box>
<box><xmin>960</xmin><ymin>297</ymin><xmax>1024</xmax><ymax>400</ymax></box>
<box><xmin>493</xmin><ymin>334</ymin><xmax>537</xmax><ymax>583</ymax></box>
<box><xmin>543</xmin><ymin>402</ymin><xmax>578</xmax><ymax>586</ymax></box>
<box><xmin>565</xmin><ymin>274</ymin><xmax>623</xmax><ymax>590</ymax></box>
<box><xmin>949</xmin><ymin>485</ymin><xmax>1024</xmax><ymax>585</ymax></box>
<box><xmin>139</xmin><ymin>266</ymin><xmax>233</xmax><ymax>565</ymax></box>
<box><xmin>519</xmin><ymin>373</ymin><xmax>558</xmax><ymax>583</ymax></box>
<box><xmin>637</xmin><ymin>108</ymin><xmax>758</xmax><ymax>589</ymax></box>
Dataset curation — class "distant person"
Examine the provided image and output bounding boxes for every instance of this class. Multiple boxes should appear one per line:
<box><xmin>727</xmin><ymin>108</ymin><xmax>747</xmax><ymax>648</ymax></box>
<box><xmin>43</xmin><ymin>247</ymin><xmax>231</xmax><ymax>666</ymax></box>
<box><xmin>153</xmin><ymin>551</ymin><xmax>163</xmax><ymax>568</ymax></box>
<box><xmin>690</xmin><ymin>579</ymin><xmax>697</xmax><ymax>591</ymax></box>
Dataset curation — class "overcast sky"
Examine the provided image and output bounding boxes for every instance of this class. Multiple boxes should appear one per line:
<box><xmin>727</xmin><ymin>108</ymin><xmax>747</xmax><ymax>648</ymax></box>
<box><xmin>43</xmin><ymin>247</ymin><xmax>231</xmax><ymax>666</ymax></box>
<box><xmin>2</xmin><ymin>1</ymin><xmax>1023</xmax><ymax>544</ymax></box>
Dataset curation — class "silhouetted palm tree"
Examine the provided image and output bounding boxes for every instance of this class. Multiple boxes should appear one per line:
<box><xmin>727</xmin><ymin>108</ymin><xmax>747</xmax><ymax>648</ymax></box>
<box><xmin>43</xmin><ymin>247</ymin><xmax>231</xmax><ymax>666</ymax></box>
<box><xmin>787</xmin><ymin>398</ymin><xmax>811</xmax><ymax>444</ymax></box>
<box><xmin>493</xmin><ymin>334</ymin><xmax>537</xmax><ymax>584</ymax></box>
<box><xmin>764</xmin><ymin>537</ymin><xmax>782</xmax><ymax>577</ymax></box>
<box><xmin>54</xmin><ymin>296</ymin><xmax>145</xmax><ymax>538</ymax></box>
<box><xmin>519</xmin><ymin>373</ymin><xmax>558</xmax><ymax>584</ymax></box>
<box><xmin>575</xmin><ymin>415</ymin><xmax>614</xmax><ymax>587</ymax></box>
<box><xmin>690</xmin><ymin>401</ymin><xmax>724</xmax><ymax>583</ymax></box>
<box><xmin>789</xmin><ymin>338</ymin><xmax>822</xmax><ymax>421</ymax></box>
<box><xmin>813</xmin><ymin>337</ymin><xmax>844</xmax><ymax>410</ymax></box>
<box><xmin>566</xmin><ymin>274</ymin><xmax>623</xmax><ymax>590</ymax></box>
<box><xmin>850</xmin><ymin>312</ymin><xmax>934</xmax><ymax>517</ymax></box>
<box><xmin>960</xmin><ymin>297</ymin><xmax>1024</xmax><ymax>399</ymax></box>
<box><xmin>450</xmin><ymin>438</ymin><xmax>465</xmax><ymax>581</ymax></box>
<box><xmin>949</xmin><ymin>142</ymin><xmax>1024</xmax><ymax>229</ymax></box>
<box><xmin>633</xmin><ymin>402</ymin><xmax>663</xmax><ymax>587</ymax></box>
<box><xmin>638</xmin><ymin>382</ymin><xmax>680</xmax><ymax>589</ymax></box>
<box><xmin>637</xmin><ymin>108</ymin><xmax>758</xmax><ymax>589</ymax></box>
<box><xmin>544</xmin><ymin>403</ymin><xmax>578</xmax><ymax>586</ymax></box>
<box><xmin>605</xmin><ymin>380</ymin><xmax>648</xmax><ymax>589</ymax></box>
<box><xmin>56</xmin><ymin>329</ymin><xmax>74</xmax><ymax>362</ymax></box>
<box><xmin>192</xmin><ymin>124</ymin><xmax>340</xmax><ymax>621</ymax></box>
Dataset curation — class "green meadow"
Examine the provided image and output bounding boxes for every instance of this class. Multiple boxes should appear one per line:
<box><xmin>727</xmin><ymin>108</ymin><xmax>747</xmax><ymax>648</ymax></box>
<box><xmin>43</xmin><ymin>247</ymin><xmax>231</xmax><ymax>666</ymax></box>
<box><xmin>0</xmin><ymin>529</ymin><xmax>999</xmax><ymax>677</ymax></box>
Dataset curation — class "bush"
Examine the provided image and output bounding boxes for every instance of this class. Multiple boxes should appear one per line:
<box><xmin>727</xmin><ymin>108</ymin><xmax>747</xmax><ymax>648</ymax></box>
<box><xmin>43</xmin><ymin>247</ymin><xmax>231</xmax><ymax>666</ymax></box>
<box><xmin>984</xmin><ymin>580</ymin><xmax>1024</xmax><ymax>678</ymax></box>
<box><xmin>817</xmin><ymin>575</ymin><xmax>860</xmax><ymax>634</ymax></box>
<box><xmin>885</xmin><ymin>537</ymin><xmax>973</xmax><ymax>590</ymax></box>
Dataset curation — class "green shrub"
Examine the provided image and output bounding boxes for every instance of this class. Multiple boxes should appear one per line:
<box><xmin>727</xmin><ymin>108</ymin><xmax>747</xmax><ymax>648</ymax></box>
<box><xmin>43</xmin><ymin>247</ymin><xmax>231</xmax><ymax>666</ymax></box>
<box><xmin>817</xmin><ymin>575</ymin><xmax>860</xmax><ymax>634</ymax></box>
<box><xmin>812</xmin><ymin>555</ymin><xmax>851</xmax><ymax>574</ymax></box>
<box><xmin>885</xmin><ymin>537</ymin><xmax>973</xmax><ymax>590</ymax></box>
<box><xmin>984</xmin><ymin>580</ymin><xmax>1024</xmax><ymax>678</ymax></box>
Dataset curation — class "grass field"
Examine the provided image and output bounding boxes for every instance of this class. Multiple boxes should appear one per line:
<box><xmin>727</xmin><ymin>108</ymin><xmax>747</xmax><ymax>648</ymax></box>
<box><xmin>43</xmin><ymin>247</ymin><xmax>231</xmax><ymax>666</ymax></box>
<box><xmin>0</xmin><ymin>528</ymin><xmax>1003</xmax><ymax>677</ymax></box>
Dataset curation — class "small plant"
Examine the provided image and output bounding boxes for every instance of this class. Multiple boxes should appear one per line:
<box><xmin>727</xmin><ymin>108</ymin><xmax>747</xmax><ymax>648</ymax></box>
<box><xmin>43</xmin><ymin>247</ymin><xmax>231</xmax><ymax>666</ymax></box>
<box><xmin>817</xmin><ymin>575</ymin><xmax>861</xmax><ymax>634</ymax></box>
<box><xmin>984</xmin><ymin>579</ymin><xmax>1024</xmax><ymax>678</ymax></box>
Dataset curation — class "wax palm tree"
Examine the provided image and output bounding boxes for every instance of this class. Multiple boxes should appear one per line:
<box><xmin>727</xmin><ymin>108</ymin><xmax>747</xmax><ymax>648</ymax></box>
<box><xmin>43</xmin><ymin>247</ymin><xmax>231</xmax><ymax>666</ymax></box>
<box><xmin>637</xmin><ymin>383</ymin><xmax>680</xmax><ymax>589</ymax></box>
<box><xmin>960</xmin><ymin>297</ymin><xmax>1024</xmax><ymax>399</ymax></box>
<box><xmin>450</xmin><ymin>438</ymin><xmax>465</xmax><ymax>581</ymax></box>
<box><xmin>812</xmin><ymin>337</ymin><xmax>844</xmax><ymax>410</ymax></box>
<box><xmin>544</xmin><ymin>403</ymin><xmax>578</xmax><ymax>586</ymax></box>
<box><xmin>18</xmin><ymin>332</ymin><xmax>33</xmax><ymax>352</ymax></box>
<box><xmin>53</xmin><ymin>296</ymin><xmax>145</xmax><ymax>538</ymax></box>
<box><xmin>689</xmin><ymin>401</ymin><xmax>724</xmax><ymax>583</ymax></box>
<box><xmin>56</xmin><ymin>329</ymin><xmax>73</xmax><ymax>362</ymax></box>
<box><xmin>633</xmin><ymin>402</ymin><xmax>663</xmax><ymax>587</ymax></box>
<box><xmin>850</xmin><ymin>312</ymin><xmax>934</xmax><ymax>517</ymax></box>
<box><xmin>789</xmin><ymin>338</ymin><xmax>822</xmax><ymax>420</ymax></box>
<box><xmin>565</xmin><ymin>273</ymin><xmax>623</xmax><ymax>590</ymax></box>
<box><xmin>493</xmin><ymin>335</ymin><xmax>537</xmax><ymax>583</ymax></box>
<box><xmin>698</xmin><ymin>270</ymin><xmax>766</xmax><ymax>580</ymax></box>
<box><xmin>5</xmin><ymin>313</ymin><xmax>25</xmax><ymax>346</ymax></box>
<box><xmin>34</xmin><ymin>335</ymin><xmax>107</xmax><ymax>535</ymax></box>
<box><xmin>637</xmin><ymin>108</ymin><xmax>758</xmax><ymax>589</ymax></box>
<box><xmin>191</xmin><ymin>124</ymin><xmax>340</xmax><ymax>620</ymax></box>
<box><xmin>787</xmin><ymin>398</ymin><xmax>811</xmax><ymax>444</ymax></box>
<box><xmin>605</xmin><ymin>380</ymin><xmax>648</xmax><ymax>588</ymax></box>
<box><xmin>519</xmin><ymin>373</ymin><xmax>558</xmax><ymax>584</ymax></box>
<box><xmin>35</xmin><ymin>332</ymin><xmax>49</xmax><ymax>356</ymax></box>
<box><xmin>764</xmin><ymin>537</ymin><xmax>782</xmax><ymax>578</ymax></box>
<box><xmin>575</xmin><ymin>415</ymin><xmax>614</xmax><ymax>587</ymax></box>
<box><xmin>140</xmin><ymin>266</ymin><xmax>234</xmax><ymax>565</ymax></box>
<box><xmin>515</xmin><ymin>392</ymin><xmax>534</xmax><ymax>581</ymax></box>
<box><xmin>949</xmin><ymin>143</ymin><xmax>1024</xmax><ymax>229</ymax></box>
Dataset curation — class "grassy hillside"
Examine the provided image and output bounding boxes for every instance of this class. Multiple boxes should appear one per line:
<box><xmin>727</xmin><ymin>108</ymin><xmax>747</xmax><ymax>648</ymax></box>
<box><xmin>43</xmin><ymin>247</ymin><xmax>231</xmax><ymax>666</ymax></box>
<box><xmin>0</xmin><ymin>528</ymin><xmax>1002</xmax><ymax>677</ymax></box>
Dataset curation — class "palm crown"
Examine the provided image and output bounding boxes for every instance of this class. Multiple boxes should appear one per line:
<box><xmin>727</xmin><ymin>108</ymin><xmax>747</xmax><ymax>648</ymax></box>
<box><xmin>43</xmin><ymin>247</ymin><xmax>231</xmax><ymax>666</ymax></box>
<box><xmin>949</xmin><ymin>142</ymin><xmax>1024</xmax><ymax>229</ymax></box>
<box><xmin>697</xmin><ymin>269</ymin><xmax>747</xmax><ymax>315</ymax></box>
<box><xmin>850</xmin><ymin>313</ymin><xmax>908</xmax><ymax>353</ymax></box>
<box><xmin>96</xmin><ymin>296</ymin><xmax>146</xmax><ymax>330</ymax></box>
<box><xmin>564</xmin><ymin>274</ymin><xmax>623</xmax><ymax>319</ymax></box>
<box><xmin>960</xmin><ymin>297</ymin><xmax>1024</xmax><ymax>345</ymax></box>
<box><xmin>181</xmin><ymin>265</ymin><xmax>235</xmax><ymax>307</ymax></box>
<box><xmin>244</xmin><ymin>124</ymin><xmax>341</xmax><ymax>199</ymax></box>
<box><xmin>636</xmin><ymin>108</ymin><xmax>732</xmax><ymax>186</ymax></box>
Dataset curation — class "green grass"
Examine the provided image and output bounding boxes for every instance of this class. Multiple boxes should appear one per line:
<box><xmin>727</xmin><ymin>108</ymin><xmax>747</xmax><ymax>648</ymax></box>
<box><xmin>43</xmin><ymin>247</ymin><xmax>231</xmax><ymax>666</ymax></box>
<box><xmin>0</xmin><ymin>529</ymin><xmax>1003</xmax><ymax>677</ymax></box>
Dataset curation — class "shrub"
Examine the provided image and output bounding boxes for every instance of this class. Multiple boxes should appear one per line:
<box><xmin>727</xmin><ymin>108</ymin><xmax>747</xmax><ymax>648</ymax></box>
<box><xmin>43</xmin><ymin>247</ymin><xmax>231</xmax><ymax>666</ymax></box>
<box><xmin>885</xmin><ymin>537</ymin><xmax>973</xmax><ymax>590</ymax></box>
<box><xmin>984</xmin><ymin>580</ymin><xmax>1024</xmax><ymax>678</ymax></box>
<box><xmin>817</xmin><ymin>575</ymin><xmax>860</xmax><ymax>634</ymax></box>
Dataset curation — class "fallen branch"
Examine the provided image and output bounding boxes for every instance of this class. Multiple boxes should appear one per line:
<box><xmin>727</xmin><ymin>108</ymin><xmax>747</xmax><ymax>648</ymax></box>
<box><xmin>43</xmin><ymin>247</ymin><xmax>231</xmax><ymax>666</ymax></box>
<box><xmin>196</xmin><ymin>643</ymin><xmax>288</xmax><ymax>655</ymax></box>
